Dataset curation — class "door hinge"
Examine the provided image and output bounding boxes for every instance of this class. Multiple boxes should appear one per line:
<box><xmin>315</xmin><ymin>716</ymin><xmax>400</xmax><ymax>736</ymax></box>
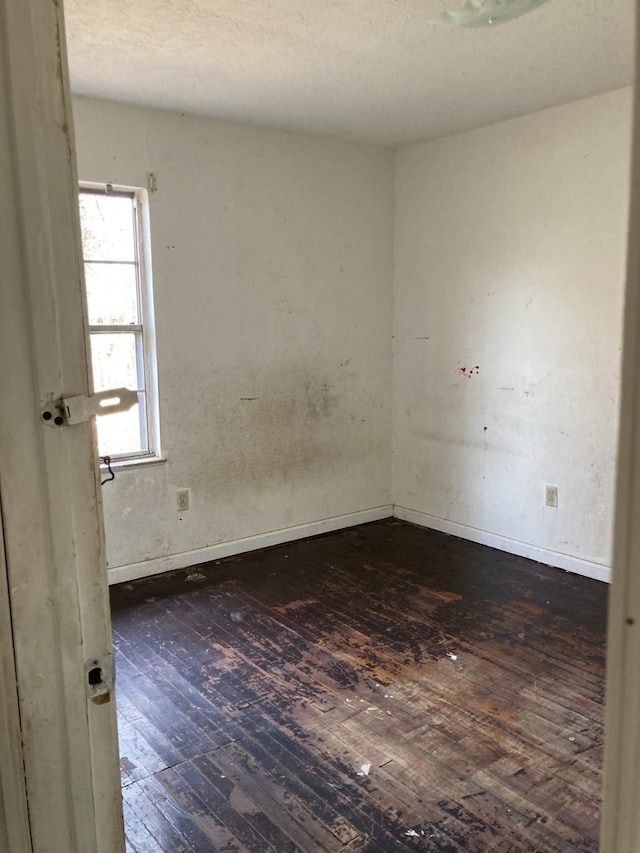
<box><xmin>41</xmin><ymin>387</ymin><xmax>138</xmax><ymax>427</ymax></box>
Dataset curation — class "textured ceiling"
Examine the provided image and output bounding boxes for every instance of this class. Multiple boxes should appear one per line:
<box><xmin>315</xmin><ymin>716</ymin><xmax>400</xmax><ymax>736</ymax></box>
<box><xmin>64</xmin><ymin>0</ymin><xmax>634</xmax><ymax>147</ymax></box>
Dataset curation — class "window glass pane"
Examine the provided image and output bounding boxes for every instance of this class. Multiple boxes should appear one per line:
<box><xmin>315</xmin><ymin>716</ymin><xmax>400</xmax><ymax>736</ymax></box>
<box><xmin>90</xmin><ymin>333</ymin><xmax>140</xmax><ymax>392</ymax></box>
<box><xmin>90</xmin><ymin>332</ymin><xmax>145</xmax><ymax>456</ymax></box>
<box><xmin>85</xmin><ymin>262</ymin><xmax>139</xmax><ymax>325</ymax></box>
<box><xmin>96</xmin><ymin>406</ymin><xmax>144</xmax><ymax>457</ymax></box>
<box><xmin>79</xmin><ymin>184</ymin><xmax>158</xmax><ymax>461</ymax></box>
<box><xmin>79</xmin><ymin>193</ymin><xmax>136</xmax><ymax>262</ymax></box>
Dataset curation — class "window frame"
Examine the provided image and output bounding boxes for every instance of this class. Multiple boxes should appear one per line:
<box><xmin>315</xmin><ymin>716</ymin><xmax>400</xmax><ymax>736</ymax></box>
<box><xmin>79</xmin><ymin>181</ymin><xmax>162</xmax><ymax>466</ymax></box>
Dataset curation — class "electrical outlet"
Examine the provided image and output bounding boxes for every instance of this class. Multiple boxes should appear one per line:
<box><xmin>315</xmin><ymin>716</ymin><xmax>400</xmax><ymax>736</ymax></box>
<box><xmin>545</xmin><ymin>485</ymin><xmax>558</xmax><ymax>508</ymax></box>
<box><xmin>177</xmin><ymin>488</ymin><xmax>189</xmax><ymax>511</ymax></box>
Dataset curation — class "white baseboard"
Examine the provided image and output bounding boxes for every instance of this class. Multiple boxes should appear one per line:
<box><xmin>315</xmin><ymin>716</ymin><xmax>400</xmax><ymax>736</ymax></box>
<box><xmin>393</xmin><ymin>505</ymin><xmax>611</xmax><ymax>584</ymax></box>
<box><xmin>107</xmin><ymin>502</ymin><xmax>611</xmax><ymax>586</ymax></box>
<box><xmin>107</xmin><ymin>505</ymin><xmax>393</xmax><ymax>585</ymax></box>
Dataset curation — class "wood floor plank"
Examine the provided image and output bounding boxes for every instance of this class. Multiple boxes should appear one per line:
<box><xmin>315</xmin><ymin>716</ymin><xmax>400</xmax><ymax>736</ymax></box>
<box><xmin>112</xmin><ymin>519</ymin><xmax>606</xmax><ymax>852</ymax></box>
<box><xmin>122</xmin><ymin>796</ymin><xmax>166</xmax><ymax>853</ymax></box>
<box><xmin>122</xmin><ymin>782</ymin><xmax>191</xmax><ymax>852</ymax></box>
<box><xmin>210</xmin><ymin>731</ymin><xmax>362</xmax><ymax>846</ymax></box>
<box><xmin>194</xmin><ymin>748</ymin><xmax>338</xmax><ymax>851</ymax></box>
<box><xmin>118</xmin><ymin>717</ymin><xmax>175</xmax><ymax>783</ymax></box>
<box><xmin>137</xmin><ymin>772</ymin><xmax>245</xmax><ymax>852</ymax></box>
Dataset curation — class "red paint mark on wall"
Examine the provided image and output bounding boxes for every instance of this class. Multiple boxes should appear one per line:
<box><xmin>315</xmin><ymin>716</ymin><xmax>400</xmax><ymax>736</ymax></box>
<box><xmin>458</xmin><ymin>364</ymin><xmax>480</xmax><ymax>379</ymax></box>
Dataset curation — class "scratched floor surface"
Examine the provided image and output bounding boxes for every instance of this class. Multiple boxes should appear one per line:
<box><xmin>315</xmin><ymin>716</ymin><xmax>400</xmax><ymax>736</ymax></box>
<box><xmin>110</xmin><ymin>519</ymin><xmax>607</xmax><ymax>852</ymax></box>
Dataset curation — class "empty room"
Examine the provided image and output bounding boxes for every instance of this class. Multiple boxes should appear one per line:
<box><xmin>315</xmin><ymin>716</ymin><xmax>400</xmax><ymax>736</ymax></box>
<box><xmin>1</xmin><ymin>0</ymin><xmax>638</xmax><ymax>851</ymax></box>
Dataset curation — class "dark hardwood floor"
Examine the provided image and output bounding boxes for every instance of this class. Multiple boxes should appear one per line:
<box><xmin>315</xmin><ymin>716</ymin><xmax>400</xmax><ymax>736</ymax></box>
<box><xmin>110</xmin><ymin>519</ymin><xmax>607</xmax><ymax>852</ymax></box>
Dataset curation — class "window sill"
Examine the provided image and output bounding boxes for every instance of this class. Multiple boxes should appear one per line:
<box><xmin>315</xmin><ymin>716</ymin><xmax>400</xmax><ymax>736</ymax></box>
<box><xmin>99</xmin><ymin>455</ymin><xmax>166</xmax><ymax>473</ymax></box>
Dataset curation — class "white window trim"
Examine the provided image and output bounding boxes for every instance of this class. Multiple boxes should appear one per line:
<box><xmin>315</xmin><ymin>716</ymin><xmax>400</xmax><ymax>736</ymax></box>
<box><xmin>80</xmin><ymin>181</ymin><xmax>163</xmax><ymax>467</ymax></box>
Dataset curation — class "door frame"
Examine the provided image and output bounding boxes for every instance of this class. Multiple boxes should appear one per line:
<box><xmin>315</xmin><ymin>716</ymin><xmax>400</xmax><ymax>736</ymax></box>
<box><xmin>601</xmin><ymin>13</ymin><xmax>640</xmax><ymax>850</ymax></box>
<box><xmin>0</xmin><ymin>0</ymin><xmax>123</xmax><ymax>850</ymax></box>
<box><xmin>0</xmin><ymin>501</ymin><xmax>32</xmax><ymax>852</ymax></box>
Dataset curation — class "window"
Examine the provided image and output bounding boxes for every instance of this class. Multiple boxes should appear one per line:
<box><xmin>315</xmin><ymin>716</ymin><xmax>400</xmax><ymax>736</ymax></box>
<box><xmin>78</xmin><ymin>184</ymin><xmax>160</xmax><ymax>462</ymax></box>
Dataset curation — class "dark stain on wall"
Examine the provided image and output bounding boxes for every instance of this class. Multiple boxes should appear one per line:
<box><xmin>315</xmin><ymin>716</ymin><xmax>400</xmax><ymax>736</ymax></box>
<box><xmin>189</xmin><ymin>360</ymin><xmax>382</xmax><ymax>498</ymax></box>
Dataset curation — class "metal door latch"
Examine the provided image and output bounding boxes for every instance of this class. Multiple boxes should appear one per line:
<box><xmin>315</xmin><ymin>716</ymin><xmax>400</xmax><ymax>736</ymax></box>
<box><xmin>86</xmin><ymin>653</ymin><xmax>114</xmax><ymax>705</ymax></box>
<box><xmin>41</xmin><ymin>387</ymin><xmax>138</xmax><ymax>427</ymax></box>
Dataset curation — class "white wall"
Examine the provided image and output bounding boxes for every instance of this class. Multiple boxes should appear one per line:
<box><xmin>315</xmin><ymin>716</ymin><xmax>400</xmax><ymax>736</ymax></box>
<box><xmin>393</xmin><ymin>88</ymin><xmax>632</xmax><ymax>579</ymax></box>
<box><xmin>72</xmin><ymin>97</ymin><xmax>394</xmax><ymax>576</ymax></box>
<box><xmin>73</xmin><ymin>88</ymin><xmax>632</xmax><ymax>583</ymax></box>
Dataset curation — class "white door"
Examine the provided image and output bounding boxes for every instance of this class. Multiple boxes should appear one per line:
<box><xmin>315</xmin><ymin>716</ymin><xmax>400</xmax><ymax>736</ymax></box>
<box><xmin>0</xmin><ymin>1</ymin><xmax>124</xmax><ymax>851</ymax></box>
